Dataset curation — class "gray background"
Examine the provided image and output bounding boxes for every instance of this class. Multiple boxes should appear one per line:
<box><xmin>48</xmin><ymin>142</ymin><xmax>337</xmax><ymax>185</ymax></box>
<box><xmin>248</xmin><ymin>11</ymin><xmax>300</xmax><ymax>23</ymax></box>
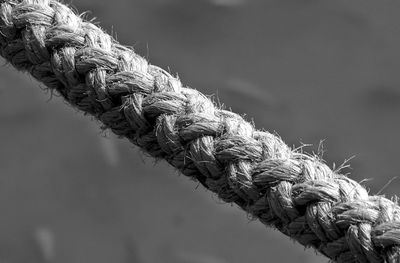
<box><xmin>1</xmin><ymin>0</ymin><xmax>400</xmax><ymax>262</ymax></box>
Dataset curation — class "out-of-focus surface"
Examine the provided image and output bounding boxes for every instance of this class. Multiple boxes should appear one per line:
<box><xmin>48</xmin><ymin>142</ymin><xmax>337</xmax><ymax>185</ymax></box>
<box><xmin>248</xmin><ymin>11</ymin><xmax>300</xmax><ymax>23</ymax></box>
<box><xmin>1</xmin><ymin>0</ymin><xmax>400</xmax><ymax>262</ymax></box>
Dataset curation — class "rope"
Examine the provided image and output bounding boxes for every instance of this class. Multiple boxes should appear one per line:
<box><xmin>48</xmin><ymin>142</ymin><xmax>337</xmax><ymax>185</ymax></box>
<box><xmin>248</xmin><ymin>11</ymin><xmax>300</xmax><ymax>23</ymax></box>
<box><xmin>1</xmin><ymin>1</ymin><xmax>399</xmax><ymax>262</ymax></box>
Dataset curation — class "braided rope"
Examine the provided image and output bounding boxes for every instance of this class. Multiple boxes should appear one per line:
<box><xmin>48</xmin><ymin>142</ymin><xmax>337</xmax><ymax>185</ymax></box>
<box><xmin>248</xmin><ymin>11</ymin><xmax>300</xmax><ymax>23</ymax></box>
<box><xmin>1</xmin><ymin>1</ymin><xmax>400</xmax><ymax>262</ymax></box>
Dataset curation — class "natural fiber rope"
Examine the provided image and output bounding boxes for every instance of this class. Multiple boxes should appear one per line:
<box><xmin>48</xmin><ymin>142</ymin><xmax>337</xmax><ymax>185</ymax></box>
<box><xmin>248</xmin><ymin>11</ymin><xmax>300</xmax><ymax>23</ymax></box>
<box><xmin>1</xmin><ymin>1</ymin><xmax>399</xmax><ymax>262</ymax></box>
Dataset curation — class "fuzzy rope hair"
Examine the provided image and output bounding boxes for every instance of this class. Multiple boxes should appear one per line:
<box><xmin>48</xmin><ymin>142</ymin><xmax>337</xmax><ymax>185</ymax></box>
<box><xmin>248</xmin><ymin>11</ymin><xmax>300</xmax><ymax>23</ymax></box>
<box><xmin>1</xmin><ymin>1</ymin><xmax>400</xmax><ymax>262</ymax></box>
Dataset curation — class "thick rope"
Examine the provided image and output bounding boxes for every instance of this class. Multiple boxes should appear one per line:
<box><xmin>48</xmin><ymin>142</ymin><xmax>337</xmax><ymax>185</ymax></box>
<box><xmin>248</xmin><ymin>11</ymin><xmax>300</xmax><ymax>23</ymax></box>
<box><xmin>1</xmin><ymin>1</ymin><xmax>399</xmax><ymax>262</ymax></box>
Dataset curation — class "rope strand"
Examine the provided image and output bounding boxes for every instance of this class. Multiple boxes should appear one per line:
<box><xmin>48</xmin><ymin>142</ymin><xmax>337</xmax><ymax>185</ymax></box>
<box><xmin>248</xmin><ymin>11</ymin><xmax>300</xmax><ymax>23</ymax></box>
<box><xmin>1</xmin><ymin>1</ymin><xmax>399</xmax><ymax>262</ymax></box>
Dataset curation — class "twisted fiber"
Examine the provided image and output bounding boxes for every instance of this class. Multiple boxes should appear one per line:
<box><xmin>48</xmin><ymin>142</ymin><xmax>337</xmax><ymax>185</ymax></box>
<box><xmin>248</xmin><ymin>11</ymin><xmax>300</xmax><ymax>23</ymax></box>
<box><xmin>1</xmin><ymin>0</ymin><xmax>400</xmax><ymax>262</ymax></box>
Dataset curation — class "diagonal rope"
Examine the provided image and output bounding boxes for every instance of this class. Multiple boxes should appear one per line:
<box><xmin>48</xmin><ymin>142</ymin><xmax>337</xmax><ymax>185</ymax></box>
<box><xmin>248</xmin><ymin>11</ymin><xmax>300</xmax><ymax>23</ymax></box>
<box><xmin>1</xmin><ymin>1</ymin><xmax>399</xmax><ymax>262</ymax></box>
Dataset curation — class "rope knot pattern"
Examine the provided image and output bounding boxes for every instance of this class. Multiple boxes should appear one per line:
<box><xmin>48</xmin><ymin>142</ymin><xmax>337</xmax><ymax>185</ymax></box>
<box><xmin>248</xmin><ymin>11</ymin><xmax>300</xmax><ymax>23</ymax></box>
<box><xmin>1</xmin><ymin>1</ymin><xmax>400</xmax><ymax>262</ymax></box>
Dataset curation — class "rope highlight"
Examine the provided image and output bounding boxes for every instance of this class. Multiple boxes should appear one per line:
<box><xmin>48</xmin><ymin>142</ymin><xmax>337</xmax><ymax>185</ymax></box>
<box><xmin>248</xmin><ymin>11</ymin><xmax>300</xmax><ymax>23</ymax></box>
<box><xmin>1</xmin><ymin>1</ymin><xmax>399</xmax><ymax>262</ymax></box>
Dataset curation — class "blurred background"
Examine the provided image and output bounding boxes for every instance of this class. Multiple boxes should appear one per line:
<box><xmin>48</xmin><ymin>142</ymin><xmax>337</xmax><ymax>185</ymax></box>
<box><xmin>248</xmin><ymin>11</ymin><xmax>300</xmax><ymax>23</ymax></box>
<box><xmin>1</xmin><ymin>0</ymin><xmax>400</xmax><ymax>262</ymax></box>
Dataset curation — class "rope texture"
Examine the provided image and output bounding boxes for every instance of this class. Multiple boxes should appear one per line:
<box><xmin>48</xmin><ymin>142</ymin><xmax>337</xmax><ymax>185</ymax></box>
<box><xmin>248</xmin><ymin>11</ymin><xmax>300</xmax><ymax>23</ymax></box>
<box><xmin>1</xmin><ymin>1</ymin><xmax>400</xmax><ymax>262</ymax></box>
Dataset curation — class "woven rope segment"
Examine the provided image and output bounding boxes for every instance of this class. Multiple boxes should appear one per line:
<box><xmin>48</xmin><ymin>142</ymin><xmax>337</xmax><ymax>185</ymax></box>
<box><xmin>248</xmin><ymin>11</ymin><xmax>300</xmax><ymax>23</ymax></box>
<box><xmin>1</xmin><ymin>1</ymin><xmax>400</xmax><ymax>262</ymax></box>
